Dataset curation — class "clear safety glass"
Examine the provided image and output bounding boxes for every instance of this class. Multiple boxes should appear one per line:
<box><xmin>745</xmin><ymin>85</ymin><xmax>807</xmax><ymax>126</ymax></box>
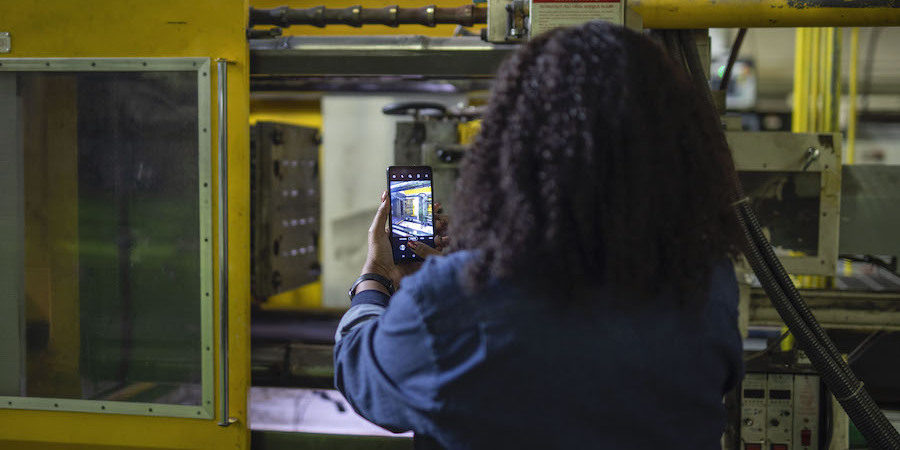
<box><xmin>0</xmin><ymin>59</ymin><xmax>213</xmax><ymax>417</ymax></box>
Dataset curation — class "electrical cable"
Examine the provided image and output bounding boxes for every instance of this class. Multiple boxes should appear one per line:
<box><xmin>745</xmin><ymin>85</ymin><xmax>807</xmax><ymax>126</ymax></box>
<box><xmin>674</xmin><ymin>30</ymin><xmax>900</xmax><ymax>449</ymax></box>
<box><xmin>823</xmin><ymin>386</ymin><xmax>834</xmax><ymax>450</ymax></box>
<box><xmin>719</xmin><ymin>28</ymin><xmax>747</xmax><ymax>92</ymax></box>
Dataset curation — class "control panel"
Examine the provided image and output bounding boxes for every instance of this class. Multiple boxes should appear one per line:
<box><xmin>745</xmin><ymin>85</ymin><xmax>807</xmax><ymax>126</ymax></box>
<box><xmin>766</xmin><ymin>374</ymin><xmax>795</xmax><ymax>447</ymax></box>
<box><xmin>741</xmin><ymin>373</ymin><xmax>767</xmax><ymax>445</ymax></box>
<box><xmin>793</xmin><ymin>375</ymin><xmax>820</xmax><ymax>450</ymax></box>
<box><xmin>740</xmin><ymin>373</ymin><xmax>821</xmax><ymax>450</ymax></box>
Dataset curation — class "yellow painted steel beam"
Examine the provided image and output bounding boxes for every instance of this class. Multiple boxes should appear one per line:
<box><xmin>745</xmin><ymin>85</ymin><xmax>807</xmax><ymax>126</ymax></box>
<box><xmin>630</xmin><ymin>0</ymin><xmax>900</xmax><ymax>28</ymax></box>
<box><xmin>809</xmin><ymin>28</ymin><xmax>820</xmax><ymax>131</ymax></box>
<box><xmin>792</xmin><ymin>28</ymin><xmax>809</xmax><ymax>133</ymax></box>
<box><xmin>831</xmin><ymin>28</ymin><xmax>842</xmax><ymax>133</ymax></box>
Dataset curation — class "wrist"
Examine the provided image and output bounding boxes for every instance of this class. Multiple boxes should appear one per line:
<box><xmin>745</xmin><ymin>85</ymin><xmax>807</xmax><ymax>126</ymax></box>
<box><xmin>349</xmin><ymin>272</ymin><xmax>395</xmax><ymax>301</ymax></box>
<box><xmin>361</xmin><ymin>261</ymin><xmax>392</xmax><ymax>279</ymax></box>
<box><xmin>356</xmin><ymin>280</ymin><xmax>391</xmax><ymax>296</ymax></box>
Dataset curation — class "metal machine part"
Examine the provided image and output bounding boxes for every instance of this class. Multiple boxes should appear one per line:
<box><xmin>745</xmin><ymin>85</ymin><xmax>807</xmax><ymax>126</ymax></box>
<box><xmin>739</xmin><ymin>372</ymin><xmax>824</xmax><ymax>450</ymax></box>
<box><xmin>390</xmin><ymin>111</ymin><xmax>464</xmax><ymax>217</ymax></box>
<box><xmin>749</xmin><ymin>289</ymin><xmax>900</xmax><ymax>332</ymax></box>
<box><xmin>727</xmin><ymin>131</ymin><xmax>841</xmax><ymax>276</ymax></box>
<box><xmin>248</xmin><ymin>5</ymin><xmax>486</xmax><ymax>29</ymax></box>
<box><xmin>741</xmin><ymin>373</ymin><xmax>768</xmax><ymax>445</ymax></box>
<box><xmin>766</xmin><ymin>373</ymin><xmax>795</xmax><ymax>446</ymax></box>
<box><xmin>250</xmin><ymin>35</ymin><xmax>516</xmax><ymax>78</ymax></box>
<box><xmin>251</xmin><ymin>122</ymin><xmax>322</xmax><ymax>301</ymax></box>
<box><xmin>794</xmin><ymin>375</ymin><xmax>821</xmax><ymax>450</ymax></box>
<box><xmin>731</xmin><ymin>346</ymin><xmax>837</xmax><ymax>450</ymax></box>
<box><xmin>246</xmin><ymin>1</ymin><xmax>900</xmax><ymax>41</ymax></box>
<box><xmin>839</xmin><ymin>165</ymin><xmax>900</xmax><ymax>258</ymax></box>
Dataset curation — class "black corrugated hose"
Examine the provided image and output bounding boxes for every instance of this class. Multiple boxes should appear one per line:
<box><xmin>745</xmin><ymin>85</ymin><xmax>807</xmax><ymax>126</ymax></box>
<box><xmin>675</xmin><ymin>29</ymin><xmax>900</xmax><ymax>449</ymax></box>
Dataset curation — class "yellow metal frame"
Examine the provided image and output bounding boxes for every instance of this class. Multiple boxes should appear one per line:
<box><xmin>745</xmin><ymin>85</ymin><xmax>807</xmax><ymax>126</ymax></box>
<box><xmin>629</xmin><ymin>0</ymin><xmax>900</xmax><ymax>28</ymax></box>
<box><xmin>0</xmin><ymin>1</ymin><xmax>251</xmax><ymax>449</ymax></box>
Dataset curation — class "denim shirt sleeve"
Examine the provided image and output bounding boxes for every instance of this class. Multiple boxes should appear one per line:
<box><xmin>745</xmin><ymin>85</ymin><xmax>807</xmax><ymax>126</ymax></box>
<box><xmin>333</xmin><ymin>279</ymin><xmax>441</xmax><ymax>435</ymax></box>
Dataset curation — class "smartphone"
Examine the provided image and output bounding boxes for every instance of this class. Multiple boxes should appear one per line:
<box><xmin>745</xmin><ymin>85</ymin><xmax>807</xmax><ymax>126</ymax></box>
<box><xmin>387</xmin><ymin>165</ymin><xmax>435</xmax><ymax>263</ymax></box>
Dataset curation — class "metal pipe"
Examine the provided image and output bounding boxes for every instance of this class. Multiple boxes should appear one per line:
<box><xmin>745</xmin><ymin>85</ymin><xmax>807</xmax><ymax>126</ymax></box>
<box><xmin>848</xmin><ymin>27</ymin><xmax>859</xmax><ymax>164</ymax></box>
<box><xmin>249</xmin><ymin>5</ymin><xmax>486</xmax><ymax>28</ymax></box>
<box><xmin>830</xmin><ymin>28</ymin><xmax>842</xmax><ymax>133</ymax></box>
<box><xmin>215</xmin><ymin>58</ymin><xmax>233</xmax><ymax>427</ymax></box>
<box><xmin>809</xmin><ymin>28</ymin><xmax>820</xmax><ymax>131</ymax></box>
<box><xmin>791</xmin><ymin>28</ymin><xmax>808</xmax><ymax>133</ymax></box>
<box><xmin>629</xmin><ymin>0</ymin><xmax>900</xmax><ymax>28</ymax></box>
<box><xmin>822</xmin><ymin>27</ymin><xmax>834</xmax><ymax>132</ymax></box>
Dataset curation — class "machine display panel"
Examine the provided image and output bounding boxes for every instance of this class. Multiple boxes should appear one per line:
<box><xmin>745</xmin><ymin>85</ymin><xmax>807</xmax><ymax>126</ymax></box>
<box><xmin>388</xmin><ymin>166</ymin><xmax>434</xmax><ymax>262</ymax></box>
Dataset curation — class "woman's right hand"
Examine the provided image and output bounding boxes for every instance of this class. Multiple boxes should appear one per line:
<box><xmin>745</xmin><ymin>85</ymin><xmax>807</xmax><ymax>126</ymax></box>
<box><xmin>408</xmin><ymin>201</ymin><xmax>450</xmax><ymax>259</ymax></box>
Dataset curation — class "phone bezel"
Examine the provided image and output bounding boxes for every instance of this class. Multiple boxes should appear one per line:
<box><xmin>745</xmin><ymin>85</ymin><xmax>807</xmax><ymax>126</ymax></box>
<box><xmin>387</xmin><ymin>165</ymin><xmax>435</xmax><ymax>263</ymax></box>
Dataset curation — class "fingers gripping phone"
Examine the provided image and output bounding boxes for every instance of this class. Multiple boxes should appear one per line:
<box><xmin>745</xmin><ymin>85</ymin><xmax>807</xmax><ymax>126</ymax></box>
<box><xmin>387</xmin><ymin>166</ymin><xmax>435</xmax><ymax>263</ymax></box>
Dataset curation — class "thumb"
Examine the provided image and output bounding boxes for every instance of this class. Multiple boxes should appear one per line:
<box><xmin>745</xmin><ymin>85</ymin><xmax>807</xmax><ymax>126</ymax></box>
<box><xmin>369</xmin><ymin>191</ymin><xmax>390</xmax><ymax>239</ymax></box>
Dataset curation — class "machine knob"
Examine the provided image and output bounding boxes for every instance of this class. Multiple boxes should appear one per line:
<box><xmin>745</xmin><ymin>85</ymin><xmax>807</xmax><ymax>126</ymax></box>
<box><xmin>770</xmin><ymin>419</ymin><xmax>780</xmax><ymax>427</ymax></box>
<box><xmin>743</xmin><ymin>418</ymin><xmax>754</xmax><ymax>427</ymax></box>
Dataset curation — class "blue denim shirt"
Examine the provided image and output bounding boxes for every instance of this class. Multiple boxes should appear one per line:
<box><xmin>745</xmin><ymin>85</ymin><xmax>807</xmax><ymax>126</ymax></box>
<box><xmin>334</xmin><ymin>250</ymin><xmax>743</xmax><ymax>449</ymax></box>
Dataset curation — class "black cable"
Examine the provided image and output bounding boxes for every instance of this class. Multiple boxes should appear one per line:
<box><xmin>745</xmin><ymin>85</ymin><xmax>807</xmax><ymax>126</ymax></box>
<box><xmin>678</xmin><ymin>30</ymin><xmax>716</xmax><ymax>109</ymax></box>
<box><xmin>823</xmin><ymin>385</ymin><xmax>834</xmax><ymax>450</ymax></box>
<box><xmin>719</xmin><ymin>28</ymin><xmax>747</xmax><ymax>92</ymax></box>
<box><xmin>674</xmin><ymin>31</ymin><xmax>900</xmax><ymax>449</ymax></box>
<box><xmin>736</xmin><ymin>204</ymin><xmax>900</xmax><ymax>449</ymax></box>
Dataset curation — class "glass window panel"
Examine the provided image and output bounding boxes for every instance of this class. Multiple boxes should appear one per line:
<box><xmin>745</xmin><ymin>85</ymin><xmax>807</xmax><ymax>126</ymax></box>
<box><xmin>0</xmin><ymin>68</ymin><xmax>206</xmax><ymax>408</ymax></box>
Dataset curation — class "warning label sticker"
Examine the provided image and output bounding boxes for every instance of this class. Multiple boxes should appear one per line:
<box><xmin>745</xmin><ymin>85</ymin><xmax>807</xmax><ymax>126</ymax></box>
<box><xmin>529</xmin><ymin>0</ymin><xmax>624</xmax><ymax>38</ymax></box>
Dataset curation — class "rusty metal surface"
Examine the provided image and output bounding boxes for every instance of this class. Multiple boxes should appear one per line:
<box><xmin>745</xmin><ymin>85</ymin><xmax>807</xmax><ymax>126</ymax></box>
<box><xmin>749</xmin><ymin>288</ymin><xmax>900</xmax><ymax>331</ymax></box>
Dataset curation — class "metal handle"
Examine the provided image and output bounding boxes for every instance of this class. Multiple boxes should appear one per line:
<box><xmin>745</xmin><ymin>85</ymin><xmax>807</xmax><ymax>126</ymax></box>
<box><xmin>803</xmin><ymin>147</ymin><xmax>820</xmax><ymax>171</ymax></box>
<box><xmin>216</xmin><ymin>58</ymin><xmax>236</xmax><ymax>427</ymax></box>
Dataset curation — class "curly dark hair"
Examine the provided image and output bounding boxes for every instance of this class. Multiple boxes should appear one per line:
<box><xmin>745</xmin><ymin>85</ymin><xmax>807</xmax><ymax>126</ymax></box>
<box><xmin>451</xmin><ymin>22</ymin><xmax>742</xmax><ymax>305</ymax></box>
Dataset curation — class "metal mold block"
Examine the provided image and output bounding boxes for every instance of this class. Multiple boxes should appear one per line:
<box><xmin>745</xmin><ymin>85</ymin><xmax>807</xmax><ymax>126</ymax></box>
<box><xmin>251</xmin><ymin>122</ymin><xmax>321</xmax><ymax>300</ymax></box>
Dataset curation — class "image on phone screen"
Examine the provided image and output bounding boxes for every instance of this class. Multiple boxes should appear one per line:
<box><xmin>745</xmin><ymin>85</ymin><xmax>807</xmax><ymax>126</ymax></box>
<box><xmin>388</xmin><ymin>166</ymin><xmax>435</xmax><ymax>263</ymax></box>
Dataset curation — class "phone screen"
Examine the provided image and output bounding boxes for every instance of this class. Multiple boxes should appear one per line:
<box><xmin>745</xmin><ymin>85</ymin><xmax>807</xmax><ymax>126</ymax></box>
<box><xmin>388</xmin><ymin>166</ymin><xmax>435</xmax><ymax>263</ymax></box>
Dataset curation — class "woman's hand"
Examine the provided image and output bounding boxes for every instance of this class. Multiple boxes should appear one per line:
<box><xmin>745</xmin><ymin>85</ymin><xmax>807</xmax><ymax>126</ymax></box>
<box><xmin>408</xmin><ymin>201</ymin><xmax>450</xmax><ymax>258</ymax></box>
<box><xmin>360</xmin><ymin>191</ymin><xmax>396</xmax><ymax>281</ymax></box>
<box><xmin>359</xmin><ymin>193</ymin><xmax>450</xmax><ymax>292</ymax></box>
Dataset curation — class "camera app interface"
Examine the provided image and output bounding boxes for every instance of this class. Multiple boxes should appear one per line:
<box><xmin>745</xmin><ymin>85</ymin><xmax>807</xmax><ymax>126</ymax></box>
<box><xmin>389</xmin><ymin>169</ymin><xmax>434</xmax><ymax>261</ymax></box>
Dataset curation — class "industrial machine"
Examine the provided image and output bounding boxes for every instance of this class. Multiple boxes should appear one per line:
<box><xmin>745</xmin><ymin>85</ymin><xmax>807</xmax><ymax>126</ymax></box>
<box><xmin>2</xmin><ymin>1</ymin><xmax>899</xmax><ymax>450</ymax></box>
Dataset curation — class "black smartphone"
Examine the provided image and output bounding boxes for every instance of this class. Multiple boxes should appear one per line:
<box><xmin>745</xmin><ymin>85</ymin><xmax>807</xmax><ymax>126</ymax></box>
<box><xmin>387</xmin><ymin>165</ymin><xmax>435</xmax><ymax>263</ymax></box>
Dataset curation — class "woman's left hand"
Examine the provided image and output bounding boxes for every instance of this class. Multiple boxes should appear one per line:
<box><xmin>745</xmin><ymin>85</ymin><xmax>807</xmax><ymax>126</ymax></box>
<box><xmin>360</xmin><ymin>193</ymin><xmax>449</xmax><ymax>289</ymax></box>
<box><xmin>361</xmin><ymin>191</ymin><xmax>397</xmax><ymax>283</ymax></box>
